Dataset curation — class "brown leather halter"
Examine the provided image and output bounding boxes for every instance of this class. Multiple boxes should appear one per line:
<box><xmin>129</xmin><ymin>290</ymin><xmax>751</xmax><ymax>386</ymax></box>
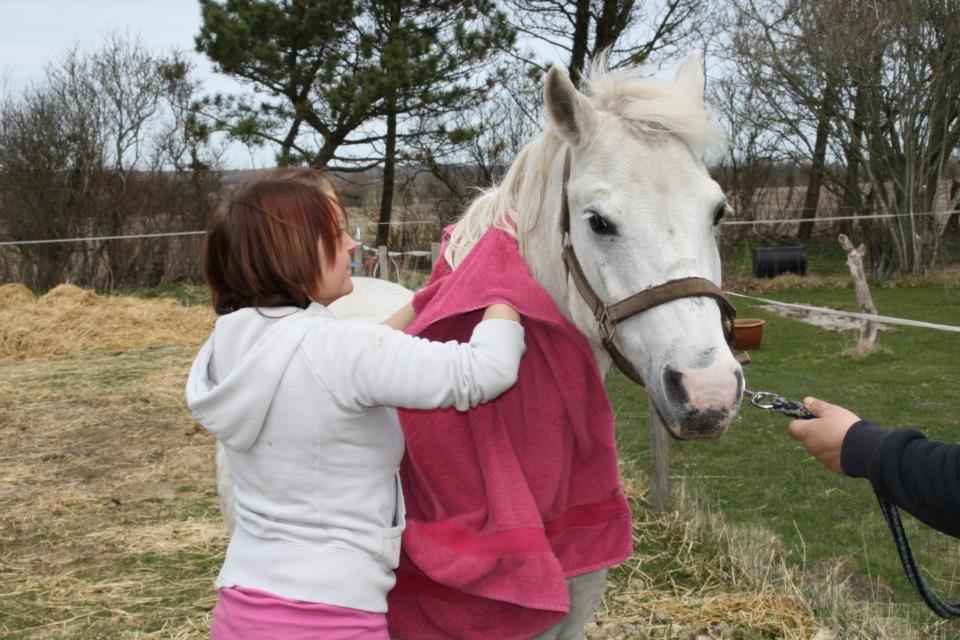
<box><xmin>559</xmin><ymin>149</ymin><xmax>737</xmax><ymax>386</ymax></box>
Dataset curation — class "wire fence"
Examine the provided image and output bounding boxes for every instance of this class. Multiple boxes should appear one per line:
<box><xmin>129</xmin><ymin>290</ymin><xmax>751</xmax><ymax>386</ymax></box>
<box><xmin>726</xmin><ymin>292</ymin><xmax>960</xmax><ymax>333</ymax></box>
<box><xmin>2</xmin><ymin>209</ymin><xmax>957</xmax><ymax>247</ymax></box>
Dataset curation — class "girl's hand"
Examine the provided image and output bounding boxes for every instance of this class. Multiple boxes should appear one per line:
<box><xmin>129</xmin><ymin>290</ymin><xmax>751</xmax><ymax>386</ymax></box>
<box><xmin>787</xmin><ymin>397</ymin><xmax>861</xmax><ymax>475</ymax></box>
<box><xmin>381</xmin><ymin>302</ymin><xmax>416</xmax><ymax>331</ymax></box>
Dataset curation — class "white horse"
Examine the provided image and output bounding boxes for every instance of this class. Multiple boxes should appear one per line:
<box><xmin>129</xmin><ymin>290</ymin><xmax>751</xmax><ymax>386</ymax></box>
<box><xmin>216</xmin><ymin>52</ymin><xmax>743</xmax><ymax>637</ymax></box>
<box><xmin>445</xmin><ymin>52</ymin><xmax>742</xmax><ymax>438</ymax></box>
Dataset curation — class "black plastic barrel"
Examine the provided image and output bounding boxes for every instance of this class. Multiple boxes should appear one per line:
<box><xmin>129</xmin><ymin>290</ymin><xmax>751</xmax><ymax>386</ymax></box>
<box><xmin>753</xmin><ymin>246</ymin><xmax>807</xmax><ymax>278</ymax></box>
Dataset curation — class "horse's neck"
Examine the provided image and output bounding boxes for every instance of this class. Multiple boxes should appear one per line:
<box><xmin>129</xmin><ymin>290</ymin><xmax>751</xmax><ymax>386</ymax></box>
<box><xmin>522</xmin><ymin>162</ymin><xmax>613</xmax><ymax>376</ymax></box>
<box><xmin>524</xmin><ymin>198</ymin><xmax>568</xmax><ymax>314</ymax></box>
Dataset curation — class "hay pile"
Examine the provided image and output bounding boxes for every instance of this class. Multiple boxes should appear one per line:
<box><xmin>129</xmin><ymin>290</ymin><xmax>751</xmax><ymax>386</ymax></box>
<box><xmin>586</xmin><ymin>477</ymin><xmax>820</xmax><ymax>639</ymax></box>
<box><xmin>0</xmin><ymin>283</ymin><xmax>215</xmax><ymax>360</ymax></box>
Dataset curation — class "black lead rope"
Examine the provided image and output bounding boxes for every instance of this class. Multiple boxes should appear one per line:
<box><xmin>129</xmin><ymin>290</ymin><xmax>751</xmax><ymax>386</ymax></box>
<box><xmin>745</xmin><ymin>388</ymin><xmax>960</xmax><ymax>618</ymax></box>
<box><xmin>878</xmin><ymin>497</ymin><xmax>960</xmax><ymax>618</ymax></box>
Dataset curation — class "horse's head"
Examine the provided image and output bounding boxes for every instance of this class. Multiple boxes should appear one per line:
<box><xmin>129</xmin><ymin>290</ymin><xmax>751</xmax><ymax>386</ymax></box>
<box><xmin>543</xmin><ymin>53</ymin><xmax>743</xmax><ymax>440</ymax></box>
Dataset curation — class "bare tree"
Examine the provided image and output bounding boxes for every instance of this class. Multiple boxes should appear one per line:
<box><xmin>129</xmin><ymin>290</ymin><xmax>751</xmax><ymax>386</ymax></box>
<box><xmin>504</xmin><ymin>0</ymin><xmax>710</xmax><ymax>86</ymax></box>
<box><xmin>728</xmin><ymin>0</ymin><xmax>960</xmax><ymax>277</ymax></box>
<box><xmin>0</xmin><ymin>86</ymin><xmax>90</xmax><ymax>289</ymax></box>
<box><xmin>0</xmin><ymin>34</ymin><xmax>220</xmax><ymax>291</ymax></box>
<box><xmin>406</xmin><ymin>0</ymin><xmax>714</xmax><ymax>224</ymax></box>
<box><xmin>404</xmin><ymin>63</ymin><xmax>543</xmax><ymax>218</ymax></box>
<box><xmin>945</xmin><ymin>156</ymin><xmax>960</xmax><ymax>235</ymax></box>
<box><xmin>708</xmin><ymin>72</ymin><xmax>789</xmax><ymax>240</ymax></box>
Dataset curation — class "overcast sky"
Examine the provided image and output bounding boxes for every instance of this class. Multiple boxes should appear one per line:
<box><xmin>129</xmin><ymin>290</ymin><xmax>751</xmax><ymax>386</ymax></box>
<box><xmin>1</xmin><ymin>0</ymin><xmax>227</xmax><ymax>84</ymax></box>
<box><xmin>0</xmin><ymin>1</ymin><xmax>693</xmax><ymax>170</ymax></box>
<box><xmin>0</xmin><ymin>0</ymin><xmax>268</xmax><ymax>167</ymax></box>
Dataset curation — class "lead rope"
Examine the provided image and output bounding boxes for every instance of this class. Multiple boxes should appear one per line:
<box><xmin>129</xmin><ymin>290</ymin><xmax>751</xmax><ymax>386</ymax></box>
<box><xmin>746</xmin><ymin>388</ymin><xmax>960</xmax><ymax>618</ymax></box>
<box><xmin>878</xmin><ymin>497</ymin><xmax>960</xmax><ymax>618</ymax></box>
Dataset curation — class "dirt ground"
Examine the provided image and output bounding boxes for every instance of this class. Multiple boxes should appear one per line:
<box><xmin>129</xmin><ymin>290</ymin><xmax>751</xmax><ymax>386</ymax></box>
<box><xmin>1</xmin><ymin>345</ymin><xmax>225</xmax><ymax>639</ymax></box>
<box><xmin>0</xmin><ymin>284</ymin><xmax>827</xmax><ymax>639</ymax></box>
<box><xmin>1</xmin><ymin>284</ymin><xmax>222</xmax><ymax>638</ymax></box>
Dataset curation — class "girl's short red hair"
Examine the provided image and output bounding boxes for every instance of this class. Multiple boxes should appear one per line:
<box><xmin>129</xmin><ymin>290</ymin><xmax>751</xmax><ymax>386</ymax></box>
<box><xmin>204</xmin><ymin>168</ymin><xmax>343</xmax><ymax>315</ymax></box>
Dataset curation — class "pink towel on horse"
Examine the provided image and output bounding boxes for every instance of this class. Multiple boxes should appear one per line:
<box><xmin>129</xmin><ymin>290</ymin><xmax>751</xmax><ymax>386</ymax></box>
<box><xmin>387</xmin><ymin>226</ymin><xmax>633</xmax><ymax>640</ymax></box>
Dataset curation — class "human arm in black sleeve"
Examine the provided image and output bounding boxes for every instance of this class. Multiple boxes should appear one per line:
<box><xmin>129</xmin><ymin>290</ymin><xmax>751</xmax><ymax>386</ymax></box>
<box><xmin>790</xmin><ymin>397</ymin><xmax>960</xmax><ymax>538</ymax></box>
<box><xmin>842</xmin><ymin>421</ymin><xmax>960</xmax><ymax>538</ymax></box>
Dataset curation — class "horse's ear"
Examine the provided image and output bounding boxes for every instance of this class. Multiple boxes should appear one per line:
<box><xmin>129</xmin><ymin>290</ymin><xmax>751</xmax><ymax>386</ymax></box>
<box><xmin>544</xmin><ymin>66</ymin><xmax>598</xmax><ymax>147</ymax></box>
<box><xmin>673</xmin><ymin>51</ymin><xmax>705</xmax><ymax>103</ymax></box>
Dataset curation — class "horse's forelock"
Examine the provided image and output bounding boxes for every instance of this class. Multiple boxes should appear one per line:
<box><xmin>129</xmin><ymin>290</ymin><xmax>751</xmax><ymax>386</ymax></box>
<box><xmin>583</xmin><ymin>64</ymin><xmax>725</xmax><ymax>155</ymax></box>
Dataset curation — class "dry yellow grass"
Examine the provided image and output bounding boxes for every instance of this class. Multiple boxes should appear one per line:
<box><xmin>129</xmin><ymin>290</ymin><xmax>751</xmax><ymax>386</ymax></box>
<box><xmin>0</xmin><ymin>282</ymin><xmax>34</xmax><ymax>306</ymax></box>
<box><xmin>586</xmin><ymin>478</ymin><xmax>820</xmax><ymax>640</ymax></box>
<box><xmin>0</xmin><ymin>287</ymin><xmax>219</xmax><ymax>638</ymax></box>
<box><xmin>0</xmin><ymin>283</ymin><xmax>214</xmax><ymax>360</ymax></box>
<box><xmin>0</xmin><ymin>344</ymin><xmax>222</xmax><ymax>639</ymax></box>
<box><xmin>1</xmin><ymin>285</ymin><xmax>933</xmax><ymax>639</ymax></box>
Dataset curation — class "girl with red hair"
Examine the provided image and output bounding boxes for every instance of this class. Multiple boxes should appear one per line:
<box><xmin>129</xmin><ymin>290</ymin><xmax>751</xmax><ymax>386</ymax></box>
<box><xmin>187</xmin><ymin>168</ymin><xmax>523</xmax><ymax>639</ymax></box>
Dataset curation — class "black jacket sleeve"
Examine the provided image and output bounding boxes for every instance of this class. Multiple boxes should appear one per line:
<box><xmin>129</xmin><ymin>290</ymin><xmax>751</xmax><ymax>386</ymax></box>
<box><xmin>840</xmin><ymin>420</ymin><xmax>960</xmax><ymax>538</ymax></box>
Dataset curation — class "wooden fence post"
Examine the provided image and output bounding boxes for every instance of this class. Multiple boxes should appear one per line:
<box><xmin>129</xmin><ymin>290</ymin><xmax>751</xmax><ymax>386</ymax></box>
<box><xmin>378</xmin><ymin>245</ymin><xmax>390</xmax><ymax>281</ymax></box>
<box><xmin>649</xmin><ymin>404</ymin><xmax>671</xmax><ymax>511</ymax></box>
<box><xmin>839</xmin><ymin>233</ymin><xmax>878</xmax><ymax>354</ymax></box>
<box><xmin>430</xmin><ymin>242</ymin><xmax>441</xmax><ymax>269</ymax></box>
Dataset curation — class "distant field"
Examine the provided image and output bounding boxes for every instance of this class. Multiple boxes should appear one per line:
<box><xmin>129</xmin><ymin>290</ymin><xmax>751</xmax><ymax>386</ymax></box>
<box><xmin>721</xmin><ymin>233</ymin><xmax>960</xmax><ymax>282</ymax></box>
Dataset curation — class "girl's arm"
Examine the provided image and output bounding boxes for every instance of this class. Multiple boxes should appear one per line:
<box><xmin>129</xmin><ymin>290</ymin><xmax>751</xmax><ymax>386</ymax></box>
<box><xmin>381</xmin><ymin>302</ymin><xmax>519</xmax><ymax>330</ymax></box>
<box><xmin>482</xmin><ymin>303</ymin><xmax>520</xmax><ymax>323</ymax></box>
<box><xmin>304</xmin><ymin>304</ymin><xmax>524</xmax><ymax>413</ymax></box>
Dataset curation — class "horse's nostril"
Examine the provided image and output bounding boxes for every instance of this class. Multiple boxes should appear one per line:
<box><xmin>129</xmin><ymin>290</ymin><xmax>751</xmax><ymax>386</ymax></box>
<box><xmin>662</xmin><ymin>366</ymin><xmax>688</xmax><ymax>406</ymax></box>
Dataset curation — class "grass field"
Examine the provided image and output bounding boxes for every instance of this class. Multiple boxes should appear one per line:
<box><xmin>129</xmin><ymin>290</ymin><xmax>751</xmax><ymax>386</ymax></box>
<box><xmin>2</xmin><ymin>238</ymin><xmax>959</xmax><ymax>638</ymax></box>
<box><xmin>0</xmin><ymin>344</ymin><xmax>225</xmax><ymax>639</ymax></box>
<box><xmin>609</xmin><ymin>276</ymin><xmax>960</xmax><ymax>637</ymax></box>
<box><xmin>2</xmin><ymin>283</ymin><xmax>833</xmax><ymax>639</ymax></box>
<box><xmin>0</xmin><ymin>337</ymin><xmax>820</xmax><ymax>638</ymax></box>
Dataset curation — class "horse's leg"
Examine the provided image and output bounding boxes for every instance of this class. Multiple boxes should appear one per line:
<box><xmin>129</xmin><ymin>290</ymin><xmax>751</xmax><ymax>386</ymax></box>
<box><xmin>530</xmin><ymin>569</ymin><xmax>607</xmax><ymax>640</ymax></box>
<box><xmin>215</xmin><ymin>442</ymin><xmax>237</xmax><ymax>535</ymax></box>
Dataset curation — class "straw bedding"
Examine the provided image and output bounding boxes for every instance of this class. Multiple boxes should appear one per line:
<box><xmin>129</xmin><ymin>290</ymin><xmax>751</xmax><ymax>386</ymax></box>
<box><xmin>0</xmin><ymin>284</ymin><xmax>842</xmax><ymax>639</ymax></box>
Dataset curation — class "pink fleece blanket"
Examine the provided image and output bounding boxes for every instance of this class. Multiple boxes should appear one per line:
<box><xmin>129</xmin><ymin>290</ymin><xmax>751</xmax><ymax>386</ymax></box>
<box><xmin>387</xmin><ymin>226</ymin><xmax>632</xmax><ymax>640</ymax></box>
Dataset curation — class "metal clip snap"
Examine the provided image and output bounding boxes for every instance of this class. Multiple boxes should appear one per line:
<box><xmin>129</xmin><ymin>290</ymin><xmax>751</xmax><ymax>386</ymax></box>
<box><xmin>743</xmin><ymin>389</ymin><xmax>814</xmax><ymax>419</ymax></box>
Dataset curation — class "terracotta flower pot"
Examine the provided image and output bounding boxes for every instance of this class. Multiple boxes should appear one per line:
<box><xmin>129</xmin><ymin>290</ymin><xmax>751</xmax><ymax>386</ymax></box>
<box><xmin>733</xmin><ymin>318</ymin><xmax>765</xmax><ymax>350</ymax></box>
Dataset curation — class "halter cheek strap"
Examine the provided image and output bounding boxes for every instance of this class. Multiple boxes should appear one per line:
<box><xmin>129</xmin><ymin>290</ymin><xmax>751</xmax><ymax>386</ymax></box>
<box><xmin>559</xmin><ymin>149</ymin><xmax>737</xmax><ymax>387</ymax></box>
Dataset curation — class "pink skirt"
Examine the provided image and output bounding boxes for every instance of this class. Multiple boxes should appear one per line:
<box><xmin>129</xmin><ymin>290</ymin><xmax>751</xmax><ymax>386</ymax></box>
<box><xmin>210</xmin><ymin>586</ymin><xmax>389</xmax><ymax>640</ymax></box>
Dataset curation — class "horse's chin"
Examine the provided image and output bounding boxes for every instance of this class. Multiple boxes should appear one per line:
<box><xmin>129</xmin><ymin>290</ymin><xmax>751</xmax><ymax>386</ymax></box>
<box><xmin>651</xmin><ymin>396</ymin><xmax>736</xmax><ymax>441</ymax></box>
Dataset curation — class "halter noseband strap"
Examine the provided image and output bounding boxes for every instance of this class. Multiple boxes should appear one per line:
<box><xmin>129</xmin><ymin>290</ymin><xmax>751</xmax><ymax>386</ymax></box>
<box><xmin>559</xmin><ymin>149</ymin><xmax>737</xmax><ymax>386</ymax></box>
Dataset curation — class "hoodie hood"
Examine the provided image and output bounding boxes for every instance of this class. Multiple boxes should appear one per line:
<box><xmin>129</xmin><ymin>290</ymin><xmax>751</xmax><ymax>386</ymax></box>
<box><xmin>186</xmin><ymin>303</ymin><xmax>333</xmax><ymax>451</ymax></box>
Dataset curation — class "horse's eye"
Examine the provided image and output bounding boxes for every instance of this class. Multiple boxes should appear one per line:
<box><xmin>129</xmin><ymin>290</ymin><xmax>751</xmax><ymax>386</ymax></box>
<box><xmin>587</xmin><ymin>212</ymin><xmax>615</xmax><ymax>235</ymax></box>
<box><xmin>714</xmin><ymin>202</ymin><xmax>730</xmax><ymax>226</ymax></box>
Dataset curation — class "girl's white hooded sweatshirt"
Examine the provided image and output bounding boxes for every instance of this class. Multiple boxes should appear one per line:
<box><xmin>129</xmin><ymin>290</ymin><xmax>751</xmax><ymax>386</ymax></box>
<box><xmin>185</xmin><ymin>302</ymin><xmax>524</xmax><ymax>612</ymax></box>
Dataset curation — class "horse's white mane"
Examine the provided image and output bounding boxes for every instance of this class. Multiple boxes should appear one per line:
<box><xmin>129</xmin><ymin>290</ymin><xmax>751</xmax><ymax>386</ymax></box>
<box><xmin>445</xmin><ymin>61</ymin><xmax>725</xmax><ymax>268</ymax></box>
